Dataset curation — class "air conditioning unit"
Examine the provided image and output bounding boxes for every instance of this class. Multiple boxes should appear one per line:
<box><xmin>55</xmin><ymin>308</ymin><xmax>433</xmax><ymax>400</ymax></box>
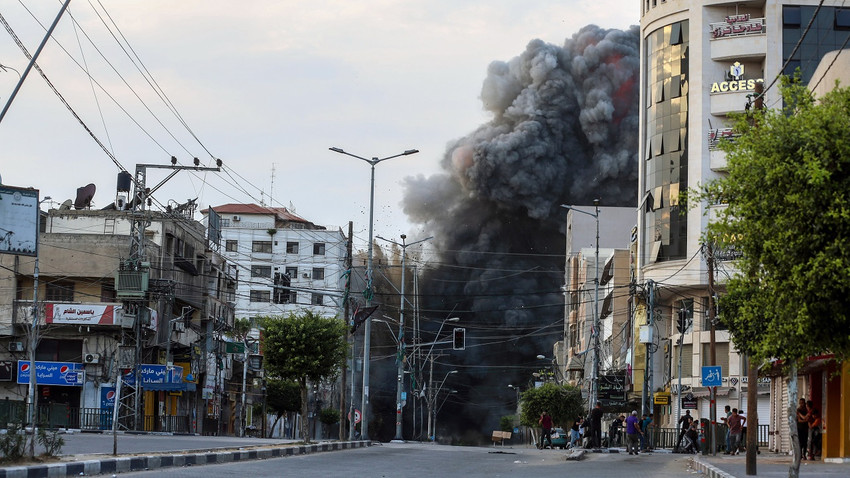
<box><xmin>302</xmin><ymin>273</ymin><xmax>310</xmax><ymax>279</ymax></box>
<box><xmin>84</xmin><ymin>353</ymin><xmax>100</xmax><ymax>364</ymax></box>
<box><xmin>232</xmin><ymin>215</ymin><xmax>241</xmax><ymax>221</ymax></box>
<box><xmin>8</xmin><ymin>342</ymin><xmax>25</xmax><ymax>352</ymax></box>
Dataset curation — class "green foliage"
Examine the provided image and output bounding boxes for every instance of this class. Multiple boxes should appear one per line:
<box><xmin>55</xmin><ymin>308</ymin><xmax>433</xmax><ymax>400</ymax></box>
<box><xmin>699</xmin><ymin>78</ymin><xmax>850</xmax><ymax>365</ymax></box>
<box><xmin>0</xmin><ymin>423</ymin><xmax>26</xmax><ymax>462</ymax></box>
<box><xmin>266</xmin><ymin>379</ymin><xmax>302</xmax><ymax>415</ymax></box>
<box><xmin>319</xmin><ymin>407</ymin><xmax>340</xmax><ymax>426</ymax></box>
<box><xmin>261</xmin><ymin>311</ymin><xmax>348</xmax><ymax>384</ymax></box>
<box><xmin>499</xmin><ymin>415</ymin><xmax>516</xmax><ymax>432</ymax></box>
<box><xmin>260</xmin><ymin>310</ymin><xmax>348</xmax><ymax>442</ymax></box>
<box><xmin>36</xmin><ymin>427</ymin><xmax>64</xmax><ymax>457</ymax></box>
<box><xmin>518</xmin><ymin>383</ymin><xmax>583</xmax><ymax>428</ymax></box>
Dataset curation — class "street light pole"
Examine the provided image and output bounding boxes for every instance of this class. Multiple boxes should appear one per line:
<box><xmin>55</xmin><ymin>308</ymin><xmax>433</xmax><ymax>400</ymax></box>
<box><xmin>377</xmin><ymin>234</ymin><xmax>433</xmax><ymax>441</ymax></box>
<box><xmin>329</xmin><ymin>146</ymin><xmax>419</xmax><ymax>440</ymax></box>
<box><xmin>430</xmin><ymin>370</ymin><xmax>457</xmax><ymax>442</ymax></box>
<box><xmin>561</xmin><ymin>200</ymin><xmax>600</xmax><ymax>407</ymax></box>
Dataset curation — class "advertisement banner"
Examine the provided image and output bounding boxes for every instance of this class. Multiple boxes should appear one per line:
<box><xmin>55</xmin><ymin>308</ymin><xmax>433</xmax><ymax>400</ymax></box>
<box><xmin>45</xmin><ymin>304</ymin><xmax>119</xmax><ymax>325</ymax></box>
<box><xmin>0</xmin><ymin>185</ymin><xmax>39</xmax><ymax>257</ymax></box>
<box><xmin>101</xmin><ymin>386</ymin><xmax>116</xmax><ymax>410</ymax></box>
<box><xmin>17</xmin><ymin>361</ymin><xmax>83</xmax><ymax>386</ymax></box>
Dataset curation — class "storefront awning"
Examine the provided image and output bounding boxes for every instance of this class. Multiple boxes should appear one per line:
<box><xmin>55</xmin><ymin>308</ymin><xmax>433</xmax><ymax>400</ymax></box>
<box><xmin>690</xmin><ymin>387</ymin><xmax>732</xmax><ymax>398</ymax></box>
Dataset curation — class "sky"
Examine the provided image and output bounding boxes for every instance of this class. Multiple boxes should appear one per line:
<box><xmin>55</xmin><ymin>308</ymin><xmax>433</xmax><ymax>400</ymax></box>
<box><xmin>0</xmin><ymin>1</ymin><xmax>636</xmax><ymax>251</ymax></box>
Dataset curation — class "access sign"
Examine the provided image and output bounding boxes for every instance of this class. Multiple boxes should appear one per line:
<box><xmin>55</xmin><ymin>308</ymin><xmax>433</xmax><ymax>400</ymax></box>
<box><xmin>701</xmin><ymin>366</ymin><xmax>722</xmax><ymax>387</ymax></box>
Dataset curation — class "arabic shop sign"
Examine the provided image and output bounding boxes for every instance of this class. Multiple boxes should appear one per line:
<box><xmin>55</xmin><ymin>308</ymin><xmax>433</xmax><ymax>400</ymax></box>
<box><xmin>710</xmin><ymin>15</ymin><xmax>765</xmax><ymax>39</ymax></box>
<box><xmin>17</xmin><ymin>361</ymin><xmax>84</xmax><ymax>386</ymax></box>
<box><xmin>710</xmin><ymin>62</ymin><xmax>763</xmax><ymax>94</ymax></box>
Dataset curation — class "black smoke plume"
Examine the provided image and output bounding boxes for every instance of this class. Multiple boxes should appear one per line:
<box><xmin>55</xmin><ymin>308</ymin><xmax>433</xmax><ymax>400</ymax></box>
<box><xmin>400</xmin><ymin>24</ymin><xmax>640</xmax><ymax>442</ymax></box>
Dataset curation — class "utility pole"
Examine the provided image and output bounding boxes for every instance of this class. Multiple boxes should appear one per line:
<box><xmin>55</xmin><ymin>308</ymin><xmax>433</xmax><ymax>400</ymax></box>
<box><xmin>115</xmin><ymin>159</ymin><xmax>221</xmax><ymax>430</ymax></box>
<box><xmin>706</xmin><ymin>243</ymin><xmax>718</xmax><ymax>455</ymax></box>
<box><xmin>341</xmin><ymin>221</ymin><xmax>352</xmax><ymax>440</ymax></box>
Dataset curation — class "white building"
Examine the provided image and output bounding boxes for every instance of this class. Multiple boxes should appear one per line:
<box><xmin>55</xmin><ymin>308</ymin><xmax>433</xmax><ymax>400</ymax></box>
<box><xmin>204</xmin><ymin>204</ymin><xmax>348</xmax><ymax>320</ymax></box>
<box><xmin>637</xmin><ymin>0</ymin><xmax>850</xmax><ymax>454</ymax></box>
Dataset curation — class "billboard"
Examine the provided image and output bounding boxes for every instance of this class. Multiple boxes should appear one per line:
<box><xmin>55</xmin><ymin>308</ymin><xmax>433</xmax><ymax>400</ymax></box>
<box><xmin>208</xmin><ymin>207</ymin><xmax>221</xmax><ymax>247</ymax></box>
<box><xmin>0</xmin><ymin>185</ymin><xmax>39</xmax><ymax>256</ymax></box>
<box><xmin>17</xmin><ymin>361</ymin><xmax>84</xmax><ymax>386</ymax></box>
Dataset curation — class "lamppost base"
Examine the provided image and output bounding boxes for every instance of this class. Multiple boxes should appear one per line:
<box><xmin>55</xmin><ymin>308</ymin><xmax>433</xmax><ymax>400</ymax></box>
<box><xmin>390</xmin><ymin>439</ymin><xmax>405</xmax><ymax>443</ymax></box>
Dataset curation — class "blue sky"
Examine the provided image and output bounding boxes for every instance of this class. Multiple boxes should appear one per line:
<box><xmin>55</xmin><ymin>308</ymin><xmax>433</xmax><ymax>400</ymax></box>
<box><xmin>0</xmin><ymin>1</ymin><xmax>636</xmax><ymax>250</ymax></box>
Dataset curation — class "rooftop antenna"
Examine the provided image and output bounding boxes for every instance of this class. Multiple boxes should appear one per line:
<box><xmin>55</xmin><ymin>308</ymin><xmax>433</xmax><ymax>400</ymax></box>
<box><xmin>270</xmin><ymin>163</ymin><xmax>276</xmax><ymax>207</ymax></box>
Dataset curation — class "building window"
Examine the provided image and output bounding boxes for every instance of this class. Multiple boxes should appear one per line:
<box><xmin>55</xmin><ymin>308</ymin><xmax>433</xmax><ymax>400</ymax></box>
<box><xmin>311</xmin><ymin>294</ymin><xmax>323</xmax><ymax>306</ymax></box>
<box><xmin>250</xmin><ymin>290</ymin><xmax>270</xmax><ymax>303</ymax></box>
<box><xmin>251</xmin><ymin>265</ymin><xmax>272</xmax><ymax>278</ymax></box>
<box><xmin>273</xmin><ymin>272</ymin><xmax>296</xmax><ymax>304</ymax></box>
<box><xmin>836</xmin><ymin>8</ymin><xmax>850</xmax><ymax>29</ymax></box>
<box><xmin>45</xmin><ymin>281</ymin><xmax>74</xmax><ymax>302</ymax></box>
<box><xmin>252</xmin><ymin>241</ymin><xmax>272</xmax><ymax>253</ymax></box>
<box><xmin>313</xmin><ymin>243</ymin><xmax>326</xmax><ymax>255</ymax></box>
<box><xmin>285</xmin><ymin>266</ymin><xmax>298</xmax><ymax>279</ymax></box>
<box><xmin>783</xmin><ymin>6</ymin><xmax>801</xmax><ymax>27</ymax></box>
<box><xmin>286</xmin><ymin>242</ymin><xmax>299</xmax><ymax>254</ymax></box>
<box><xmin>312</xmin><ymin>268</ymin><xmax>325</xmax><ymax>280</ymax></box>
<box><xmin>100</xmin><ymin>283</ymin><xmax>116</xmax><ymax>302</ymax></box>
<box><xmin>225</xmin><ymin>240</ymin><xmax>238</xmax><ymax>252</ymax></box>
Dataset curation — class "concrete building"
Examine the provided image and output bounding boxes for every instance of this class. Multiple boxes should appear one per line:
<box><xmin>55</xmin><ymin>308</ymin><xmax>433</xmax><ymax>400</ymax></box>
<box><xmin>203</xmin><ymin>204</ymin><xmax>348</xmax><ymax>321</ymax></box>
<box><xmin>0</xmin><ymin>204</ymin><xmax>236</xmax><ymax>434</ymax></box>
<box><xmin>638</xmin><ymin>0</ymin><xmax>850</xmax><ymax>458</ymax></box>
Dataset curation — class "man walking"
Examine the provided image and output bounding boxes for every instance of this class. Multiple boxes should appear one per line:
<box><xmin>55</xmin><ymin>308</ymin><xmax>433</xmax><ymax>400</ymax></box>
<box><xmin>727</xmin><ymin>408</ymin><xmax>746</xmax><ymax>455</ymax></box>
<box><xmin>538</xmin><ymin>410</ymin><xmax>553</xmax><ymax>449</ymax></box>
<box><xmin>676</xmin><ymin>410</ymin><xmax>693</xmax><ymax>452</ymax></box>
<box><xmin>609</xmin><ymin>414</ymin><xmax>624</xmax><ymax>447</ymax></box>
<box><xmin>625</xmin><ymin>410</ymin><xmax>642</xmax><ymax>455</ymax></box>
<box><xmin>721</xmin><ymin>405</ymin><xmax>732</xmax><ymax>453</ymax></box>
<box><xmin>590</xmin><ymin>401</ymin><xmax>603</xmax><ymax>448</ymax></box>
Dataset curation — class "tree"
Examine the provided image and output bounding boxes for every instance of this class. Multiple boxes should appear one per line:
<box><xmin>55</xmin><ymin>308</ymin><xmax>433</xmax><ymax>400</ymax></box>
<box><xmin>265</xmin><ymin>379</ymin><xmax>301</xmax><ymax>437</ymax></box>
<box><xmin>261</xmin><ymin>311</ymin><xmax>348</xmax><ymax>443</ymax></box>
<box><xmin>700</xmin><ymin>78</ymin><xmax>850</xmax><ymax>476</ymax></box>
<box><xmin>518</xmin><ymin>382</ymin><xmax>583</xmax><ymax>429</ymax></box>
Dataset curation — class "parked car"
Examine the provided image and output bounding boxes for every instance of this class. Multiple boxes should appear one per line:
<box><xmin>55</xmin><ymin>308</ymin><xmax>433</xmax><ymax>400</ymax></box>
<box><xmin>550</xmin><ymin>427</ymin><xmax>569</xmax><ymax>449</ymax></box>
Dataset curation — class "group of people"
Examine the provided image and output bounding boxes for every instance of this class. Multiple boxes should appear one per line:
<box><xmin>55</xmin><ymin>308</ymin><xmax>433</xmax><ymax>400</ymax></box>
<box><xmin>796</xmin><ymin>398</ymin><xmax>822</xmax><ymax>460</ymax></box>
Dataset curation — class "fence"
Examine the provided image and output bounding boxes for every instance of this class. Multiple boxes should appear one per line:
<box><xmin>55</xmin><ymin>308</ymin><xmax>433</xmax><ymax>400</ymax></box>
<box><xmin>0</xmin><ymin>399</ymin><xmax>188</xmax><ymax>433</ymax></box>
<box><xmin>608</xmin><ymin>424</ymin><xmax>770</xmax><ymax>451</ymax></box>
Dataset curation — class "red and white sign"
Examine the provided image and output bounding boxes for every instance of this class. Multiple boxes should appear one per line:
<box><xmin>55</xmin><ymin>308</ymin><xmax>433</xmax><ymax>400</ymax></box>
<box><xmin>348</xmin><ymin>409</ymin><xmax>362</xmax><ymax>424</ymax></box>
<box><xmin>45</xmin><ymin>304</ymin><xmax>119</xmax><ymax>325</ymax></box>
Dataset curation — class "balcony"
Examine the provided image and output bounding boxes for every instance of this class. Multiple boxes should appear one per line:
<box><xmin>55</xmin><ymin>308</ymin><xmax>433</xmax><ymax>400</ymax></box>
<box><xmin>710</xmin><ymin>16</ymin><xmax>767</xmax><ymax>61</ymax></box>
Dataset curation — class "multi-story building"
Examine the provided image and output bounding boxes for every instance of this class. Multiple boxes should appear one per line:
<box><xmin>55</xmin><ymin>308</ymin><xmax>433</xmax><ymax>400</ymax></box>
<box><xmin>638</xmin><ymin>0</ymin><xmax>850</xmax><ymax>458</ymax></box>
<box><xmin>0</xmin><ymin>202</ymin><xmax>236</xmax><ymax>435</ymax></box>
<box><xmin>556</xmin><ymin>207</ymin><xmax>634</xmax><ymax>404</ymax></box>
<box><xmin>203</xmin><ymin>204</ymin><xmax>348</xmax><ymax>320</ymax></box>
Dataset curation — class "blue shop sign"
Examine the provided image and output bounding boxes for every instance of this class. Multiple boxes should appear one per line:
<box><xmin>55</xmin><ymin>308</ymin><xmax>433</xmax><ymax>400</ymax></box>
<box><xmin>17</xmin><ymin>361</ymin><xmax>83</xmax><ymax>386</ymax></box>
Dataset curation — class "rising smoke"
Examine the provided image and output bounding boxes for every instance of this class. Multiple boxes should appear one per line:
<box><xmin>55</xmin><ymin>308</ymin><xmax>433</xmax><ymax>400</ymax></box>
<box><xmin>401</xmin><ymin>25</ymin><xmax>640</xmax><ymax>441</ymax></box>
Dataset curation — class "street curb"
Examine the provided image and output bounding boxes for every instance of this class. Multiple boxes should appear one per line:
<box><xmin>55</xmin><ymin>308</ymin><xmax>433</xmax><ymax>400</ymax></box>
<box><xmin>0</xmin><ymin>440</ymin><xmax>372</xmax><ymax>478</ymax></box>
<box><xmin>691</xmin><ymin>456</ymin><xmax>737</xmax><ymax>478</ymax></box>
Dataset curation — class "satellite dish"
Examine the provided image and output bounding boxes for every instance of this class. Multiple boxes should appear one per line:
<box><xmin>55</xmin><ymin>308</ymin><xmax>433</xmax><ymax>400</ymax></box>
<box><xmin>74</xmin><ymin>183</ymin><xmax>96</xmax><ymax>210</ymax></box>
<box><xmin>59</xmin><ymin>199</ymin><xmax>73</xmax><ymax>210</ymax></box>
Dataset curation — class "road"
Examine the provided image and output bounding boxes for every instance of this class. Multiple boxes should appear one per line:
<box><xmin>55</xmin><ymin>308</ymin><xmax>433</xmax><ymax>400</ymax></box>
<box><xmin>115</xmin><ymin>442</ymin><xmax>703</xmax><ymax>478</ymax></box>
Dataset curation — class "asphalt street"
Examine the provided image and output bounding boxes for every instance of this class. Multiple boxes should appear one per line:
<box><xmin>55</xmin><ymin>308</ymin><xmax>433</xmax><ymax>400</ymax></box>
<box><xmin>114</xmin><ymin>442</ymin><xmax>703</xmax><ymax>478</ymax></box>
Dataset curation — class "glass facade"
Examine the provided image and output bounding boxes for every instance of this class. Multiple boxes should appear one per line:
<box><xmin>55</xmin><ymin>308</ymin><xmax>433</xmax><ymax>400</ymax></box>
<box><xmin>644</xmin><ymin>21</ymin><xmax>689</xmax><ymax>263</ymax></box>
<box><xmin>783</xmin><ymin>6</ymin><xmax>850</xmax><ymax>81</ymax></box>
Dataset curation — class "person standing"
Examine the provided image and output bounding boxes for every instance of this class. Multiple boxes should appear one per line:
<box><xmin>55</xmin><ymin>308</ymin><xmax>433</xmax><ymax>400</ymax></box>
<box><xmin>625</xmin><ymin>410</ymin><xmax>642</xmax><ymax>455</ymax></box>
<box><xmin>538</xmin><ymin>410</ymin><xmax>553</xmax><ymax>449</ymax></box>
<box><xmin>640</xmin><ymin>413</ymin><xmax>654</xmax><ymax>451</ymax></box>
<box><xmin>590</xmin><ymin>401</ymin><xmax>603</xmax><ymax>448</ymax></box>
<box><xmin>796</xmin><ymin>398</ymin><xmax>810</xmax><ymax>460</ymax></box>
<box><xmin>569</xmin><ymin>417</ymin><xmax>582</xmax><ymax>448</ymax></box>
<box><xmin>676</xmin><ymin>410</ymin><xmax>693</xmax><ymax>452</ymax></box>
<box><xmin>727</xmin><ymin>408</ymin><xmax>746</xmax><ymax>455</ymax></box>
<box><xmin>808</xmin><ymin>405</ymin><xmax>822</xmax><ymax>460</ymax></box>
<box><xmin>721</xmin><ymin>405</ymin><xmax>732</xmax><ymax>454</ymax></box>
<box><xmin>609</xmin><ymin>414</ymin><xmax>624</xmax><ymax>447</ymax></box>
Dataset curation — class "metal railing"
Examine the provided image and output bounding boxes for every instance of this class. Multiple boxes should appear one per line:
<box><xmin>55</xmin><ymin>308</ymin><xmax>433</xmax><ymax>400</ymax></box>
<box><xmin>0</xmin><ymin>399</ymin><xmax>188</xmax><ymax>433</ymax></box>
<box><xmin>607</xmin><ymin>424</ymin><xmax>770</xmax><ymax>451</ymax></box>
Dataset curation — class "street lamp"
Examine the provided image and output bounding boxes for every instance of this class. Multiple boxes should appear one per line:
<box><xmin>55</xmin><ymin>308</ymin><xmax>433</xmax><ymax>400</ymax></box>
<box><xmin>420</xmin><ymin>317</ymin><xmax>459</xmax><ymax>441</ymax></box>
<box><xmin>561</xmin><ymin>199</ymin><xmax>600</xmax><ymax>408</ymax></box>
<box><xmin>329</xmin><ymin>146</ymin><xmax>419</xmax><ymax>441</ymax></box>
<box><xmin>376</xmin><ymin>234</ymin><xmax>433</xmax><ymax>441</ymax></box>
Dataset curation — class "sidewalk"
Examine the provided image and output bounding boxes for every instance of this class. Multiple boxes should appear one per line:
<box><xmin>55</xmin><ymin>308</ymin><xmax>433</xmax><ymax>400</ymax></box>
<box><xmin>0</xmin><ymin>440</ymin><xmax>372</xmax><ymax>478</ymax></box>
<box><xmin>693</xmin><ymin>452</ymin><xmax>849</xmax><ymax>477</ymax></box>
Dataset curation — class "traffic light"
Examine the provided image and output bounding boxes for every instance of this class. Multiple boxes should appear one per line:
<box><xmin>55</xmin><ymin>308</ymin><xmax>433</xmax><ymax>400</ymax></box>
<box><xmin>453</xmin><ymin>327</ymin><xmax>466</xmax><ymax>351</ymax></box>
<box><xmin>676</xmin><ymin>309</ymin><xmax>690</xmax><ymax>334</ymax></box>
